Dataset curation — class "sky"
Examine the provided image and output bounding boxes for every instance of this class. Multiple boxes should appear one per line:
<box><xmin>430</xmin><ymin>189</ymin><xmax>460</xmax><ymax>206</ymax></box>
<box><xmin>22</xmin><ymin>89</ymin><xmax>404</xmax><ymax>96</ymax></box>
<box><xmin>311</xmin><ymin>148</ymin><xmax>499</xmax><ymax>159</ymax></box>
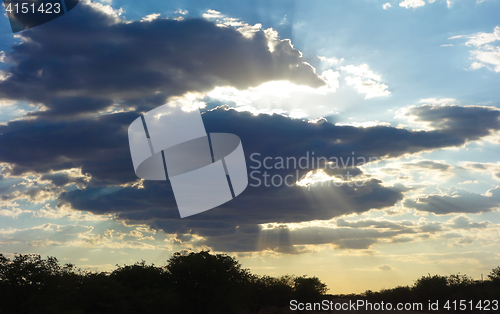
<box><xmin>1</xmin><ymin>0</ymin><xmax>500</xmax><ymax>294</ymax></box>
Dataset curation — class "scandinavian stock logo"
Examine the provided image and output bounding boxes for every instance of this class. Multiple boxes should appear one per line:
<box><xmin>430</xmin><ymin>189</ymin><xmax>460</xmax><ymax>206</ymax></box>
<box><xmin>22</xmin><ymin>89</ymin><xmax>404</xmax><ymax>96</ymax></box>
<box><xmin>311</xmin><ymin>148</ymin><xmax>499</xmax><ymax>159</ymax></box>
<box><xmin>128</xmin><ymin>104</ymin><xmax>248</xmax><ymax>218</ymax></box>
<box><xmin>3</xmin><ymin>0</ymin><xmax>80</xmax><ymax>33</ymax></box>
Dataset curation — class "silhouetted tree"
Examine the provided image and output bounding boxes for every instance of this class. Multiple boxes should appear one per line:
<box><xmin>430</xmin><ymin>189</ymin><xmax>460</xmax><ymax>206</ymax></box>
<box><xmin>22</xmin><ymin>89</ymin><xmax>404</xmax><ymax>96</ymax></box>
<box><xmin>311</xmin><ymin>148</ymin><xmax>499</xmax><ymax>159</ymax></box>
<box><xmin>293</xmin><ymin>275</ymin><xmax>328</xmax><ymax>302</ymax></box>
<box><xmin>0</xmin><ymin>254</ymin><xmax>82</xmax><ymax>314</ymax></box>
<box><xmin>247</xmin><ymin>275</ymin><xmax>294</xmax><ymax>311</ymax></box>
<box><xmin>488</xmin><ymin>266</ymin><xmax>500</xmax><ymax>285</ymax></box>
<box><xmin>110</xmin><ymin>261</ymin><xmax>174</xmax><ymax>313</ymax></box>
<box><xmin>165</xmin><ymin>250</ymin><xmax>251</xmax><ymax>314</ymax></box>
<box><xmin>412</xmin><ymin>273</ymin><xmax>449</xmax><ymax>302</ymax></box>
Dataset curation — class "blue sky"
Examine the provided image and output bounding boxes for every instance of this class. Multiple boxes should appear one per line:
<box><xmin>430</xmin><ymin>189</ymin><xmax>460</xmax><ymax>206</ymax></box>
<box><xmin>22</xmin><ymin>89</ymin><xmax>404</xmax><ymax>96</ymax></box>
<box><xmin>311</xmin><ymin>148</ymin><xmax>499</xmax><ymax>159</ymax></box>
<box><xmin>1</xmin><ymin>0</ymin><xmax>500</xmax><ymax>294</ymax></box>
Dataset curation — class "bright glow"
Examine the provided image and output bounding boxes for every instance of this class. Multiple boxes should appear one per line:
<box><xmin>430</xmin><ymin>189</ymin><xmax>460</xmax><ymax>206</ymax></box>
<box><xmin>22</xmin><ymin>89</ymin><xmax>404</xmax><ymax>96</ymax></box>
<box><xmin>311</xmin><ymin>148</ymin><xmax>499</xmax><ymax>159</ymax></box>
<box><xmin>169</xmin><ymin>93</ymin><xmax>207</xmax><ymax>112</ymax></box>
<box><xmin>296</xmin><ymin>170</ymin><xmax>340</xmax><ymax>187</ymax></box>
<box><xmin>207</xmin><ymin>80</ymin><xmax>337</xmax><ymax>117</ymax></box>
<box><xmin>399</xmin><ymin>0</ymin><xmax>426</xmax><ymax>9</ymax></box>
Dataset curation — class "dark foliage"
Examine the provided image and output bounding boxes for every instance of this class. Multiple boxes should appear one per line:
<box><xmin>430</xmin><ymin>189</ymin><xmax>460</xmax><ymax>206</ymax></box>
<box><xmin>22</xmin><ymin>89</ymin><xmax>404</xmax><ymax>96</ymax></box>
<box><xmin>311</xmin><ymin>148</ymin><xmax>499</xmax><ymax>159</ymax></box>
<box><xmin>0</xmin><ymin>251</ymin><xmax>327</xmax><ymax>314</ymax></box>
<box><xmin>2</xmin><ymin>251</ymin><xmax>499</xmax><ymax>313</ymax></box>
<box><xmin>363</xmin><ymin>271</ymin><xmax>500</xmax><ymax>313</ymax></box>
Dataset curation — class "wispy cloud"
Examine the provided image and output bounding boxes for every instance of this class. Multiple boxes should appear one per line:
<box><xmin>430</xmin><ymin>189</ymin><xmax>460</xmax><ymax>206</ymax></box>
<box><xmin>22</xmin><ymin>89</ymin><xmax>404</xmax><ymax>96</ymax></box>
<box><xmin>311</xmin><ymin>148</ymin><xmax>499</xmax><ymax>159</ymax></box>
<box><xmin>450</xmin><ymin>26</ymin><xmax>500</xmax><ymax>72</ymax></box>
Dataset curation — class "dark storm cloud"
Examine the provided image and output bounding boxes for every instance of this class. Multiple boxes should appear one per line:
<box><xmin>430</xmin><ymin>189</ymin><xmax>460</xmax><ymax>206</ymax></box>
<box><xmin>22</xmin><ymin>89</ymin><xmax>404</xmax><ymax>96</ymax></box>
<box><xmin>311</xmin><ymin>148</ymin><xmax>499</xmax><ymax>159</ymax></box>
<box><xmin>3</xmin><ymin>104</ymin><xmax>500</xmax><ymax>251</ymax></box>
<box><xmin>0</xmin><ymin>111</ymin><xmax>139</xmax><ymax>185</ymax></box>
<box><xmin>30</xmin><ymin>97</ymin><xmax>114</xmax><ymax>119</ymax></box>
<box><xmin>405</xmin><ymin>187</ymin><xmax>500</xmax><ymax>215</ymax></box>
<box><xmin>404</xmin><ymin>104</ymin><xmax>500</xmax><ymax>140</ymax></box>
<box><xmin>49</xmin><ymin>103</ymin><xmax>479</xmax><ymax>230</ymax></box>
<box><xmin>40</xmin><ymin>172</ymin><xmax>86</xmax><ymax>187</ymax></box>
<box><xmin>3</xmin><ymin>103</ymin><xmax>491</xmax><ymax>188</ymax></box>
<box><xmin>202</xmin><ymin>108</ymin><xmax>464</xmax><ymax>161</ymax></box>
<box><xmin>0</xmin><ymin>2</ymin><xmax>324</xmax><ymax>118</ymax></box>
<box><xmin>60</xmin><ymin>178</ymin><xmax>404</xmax><ymax>226</ymax></box>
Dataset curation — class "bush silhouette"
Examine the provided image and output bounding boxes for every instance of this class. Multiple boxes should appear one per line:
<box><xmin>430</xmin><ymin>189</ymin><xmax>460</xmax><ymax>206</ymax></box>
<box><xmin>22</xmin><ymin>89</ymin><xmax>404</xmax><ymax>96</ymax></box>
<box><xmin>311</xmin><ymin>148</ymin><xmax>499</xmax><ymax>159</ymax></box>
<box><xmin>412</xmin><ymin>273</ymin><xmax>449</xmax><ymax>302</ymax></box>
<box><xmin>293</xmin><ymin>275</ymin><xmax>328</xmax><ymax>302</ymax></box>
<box><xmin>165</xmin><ymin>250</ymin><xmax>251</xmax><ymax>314</ymax></box>
<box><xmin>488</xmin><ymin>266</ymin><xmax>500</xmax><ymax>285</ymax></box>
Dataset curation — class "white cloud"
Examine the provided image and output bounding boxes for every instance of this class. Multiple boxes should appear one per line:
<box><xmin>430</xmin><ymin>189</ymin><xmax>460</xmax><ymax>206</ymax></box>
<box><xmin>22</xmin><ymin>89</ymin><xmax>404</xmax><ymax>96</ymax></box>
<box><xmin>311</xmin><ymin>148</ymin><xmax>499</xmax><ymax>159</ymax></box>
<box><xmin>0</xmin><ymin>70</ymin><xmax>11</xmax><ymax>82</ymax></box>
<box><xmin>34</xmin><ymin>203</ymin><xmax>112</xmax><ymax>221</ymax></box>
<box><xmin>202</xmin><ymin>9</ymin><xmax>224</xmax><ymax>20</ymax></box>
<box><xmin>383</xmin><ymin>3</ymin><xmax>392</xmax><ymax>10</ymax></box>
<box><xmin>458</xmin><ymin>180</ymin><xmax>479</xmax><ymax>185</ymax></box>
<box><xmin>318</xmin><ymin>55</ymin><xmax>344</xmax><ymax>66</ymax></box>
<box><xmin>470</xmin><ymin>61</ymin><xmax>486</xmax><ymax>69</ymax></box>
<box><xmin>340</xmin><ymin>64</ymin><xmax>390</xmax><ymax>99</ymax></box>
<box><xmin>0</xmin><ymin>99</ymin><xmax>16</xmax><ymax>106</ymax></box>
<box><xmin>81</xmin><ymin>0</ymin><xmax>124</xmax><ymax>22</ymax></box>
<box><xmin>0</xmin><ymin>202</ymin><xmax>29</xmax><ymax>218</ymax></box>
<box><xmin>465</xmin><ymin>26</ymin><xmax>500</xmax><ymax>47</ymax></box>
<box><xmin>470</xmin><ymin>46</ymin><xmax>500</xmax><ymax>72</ymax></box>
<box><xmin>335</xmin><ymin>121</ymin><xmax>390</xmax><ymax>128</ymax></box>
<box><xmin>141</xmin><ymin>13</ymin><xmax>160</xmax><ymax>22</ymax></box>
<box><xmin>0</xmin><ymin>223</ymin><xmax>93</xmax><ymax>247</ymax></box>
<box><xmin>320</xmin><ymin>69</ymin><xmax>341</xmax><ymax>92</ymax></box>
<box><xmin>208</xmin><ymin>16</ymin><xmax>270</xmax><ymax>42</ymax></box>
<box><xmin>340</xmin><ymin>64</ymin><xmax>382</xmax><ymax>81</ymax></box>
<box><xmin>202</xmin><ymin>10</ymin><xmax>281</xmax><ymax>46</ymax></box>
<box><xmin>463</xmin><ymin>26</ymin><xmax>500</xmax><ymax>72</ymax></box>
<box><xmin>399</xmin><ymin>0</ymin><xmax>426</xmax><ymax>9</ymax></box>
<box><xmin>344</xmin><ymin>77</ymin><xmax>390</xmax><ymax>99</ymax></box>
<box><xmin>203</xmin><ymin>9</ymin><xmax>253</xmax><ymax>36</ymax></box>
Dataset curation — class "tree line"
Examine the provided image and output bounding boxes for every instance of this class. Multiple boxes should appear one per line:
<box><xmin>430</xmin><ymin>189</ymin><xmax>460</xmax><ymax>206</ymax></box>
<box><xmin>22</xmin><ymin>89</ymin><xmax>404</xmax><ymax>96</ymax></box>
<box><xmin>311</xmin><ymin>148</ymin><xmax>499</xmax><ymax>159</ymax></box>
<box><xmin>2</xmin><ymin>250</ymin><xmax>500</xmax><ymax>313</ymax></box>
<box><xmin>0</xmin><ymin>251</ymin><xmax>327</xmax><ymax>314</ymax></box>
<box><xmin>356</xmin><ymin>268</ymin><xmax>500</xmax><ymax>313</ymax></box>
